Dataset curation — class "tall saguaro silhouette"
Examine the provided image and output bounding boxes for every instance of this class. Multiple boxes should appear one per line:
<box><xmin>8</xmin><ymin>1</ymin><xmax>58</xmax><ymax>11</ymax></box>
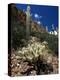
<box><xmin>46</xmin><ymin>26</ymin><xmax>48</xmax><ymax>32</ymax></box>
<box><xmin>51</xmin><ymin>24</ymin><xmax>54</xmax><ymax>32</ymax></box>
<box><xmin>26</xmin><ymin>5</ymin><xmax>31</xmax><ymax>39</ymax></box>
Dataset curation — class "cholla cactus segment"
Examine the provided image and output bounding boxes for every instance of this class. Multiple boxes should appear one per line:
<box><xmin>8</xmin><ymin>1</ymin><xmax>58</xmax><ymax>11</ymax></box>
<box><xmin>42</xmin><ymin>41</ymin><xmax>48</xmax><ymax>45</ymax></box>
<box><xmin>16</xmin><ymin>37</ymin><xmax>53</xmax><ymax>62</ymax></box>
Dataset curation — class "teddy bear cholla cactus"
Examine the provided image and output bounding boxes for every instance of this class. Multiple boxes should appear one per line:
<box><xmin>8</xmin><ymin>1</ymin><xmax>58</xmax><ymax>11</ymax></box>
<box><xmin>16</xmin><ymin>37</ymin><xmax>58</xmax><ymax>74</ymax></box>
<box><xmin>17</xmin><ymin>37</ymin><xmax>50</xmax><ymax>62</ymax></box>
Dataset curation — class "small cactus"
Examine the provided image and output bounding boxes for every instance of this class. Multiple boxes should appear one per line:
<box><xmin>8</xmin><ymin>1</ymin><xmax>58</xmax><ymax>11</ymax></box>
<box><xmin>17</xmin><ymin>37</ymin><xmax>53</xmax><ymax>64</ymax></box>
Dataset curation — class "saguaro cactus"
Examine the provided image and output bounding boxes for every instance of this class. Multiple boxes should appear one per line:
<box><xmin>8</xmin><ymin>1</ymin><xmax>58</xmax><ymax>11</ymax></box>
<box><xmin>26</xmin><ymin>5</ymin><xmax>31</xmax><ymax>39</ymax></box>
<box><xmin>46</xmin><ymin>26</ymin><xmax>48</xmax><ymax>32</ymax></box>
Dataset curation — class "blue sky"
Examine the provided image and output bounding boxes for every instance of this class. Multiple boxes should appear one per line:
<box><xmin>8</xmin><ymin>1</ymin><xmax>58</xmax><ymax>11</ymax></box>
<box><xmin>16</xmin><ymin>4</ymin><xmax>58</xmax><ymax>32</ymax></box>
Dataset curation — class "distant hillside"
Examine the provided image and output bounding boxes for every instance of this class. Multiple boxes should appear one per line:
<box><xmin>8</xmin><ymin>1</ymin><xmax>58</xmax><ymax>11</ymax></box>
<box><xmin>11</xmin><ymin>4</ymin><xmax>46</xmax><ymax>33</ymax></box>
<box><xmin>31</xmin><ymin>21</ymin><xmax>46</xmax><ymax>33</ymax></box>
